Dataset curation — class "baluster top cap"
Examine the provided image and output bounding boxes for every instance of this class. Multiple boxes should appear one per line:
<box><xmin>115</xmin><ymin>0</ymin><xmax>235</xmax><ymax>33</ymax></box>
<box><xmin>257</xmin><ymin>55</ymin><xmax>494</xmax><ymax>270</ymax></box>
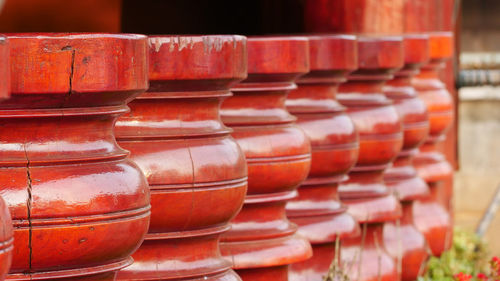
<box><xmin>8</xmin><ymin>33</ymin><xmax>148</xmax><ymax>96</ymax></box>
<box><xmin>307</xmin><ymin>35</ymin><xmax>357</xmax><ymax>72</ymax></box>
<box><xmin>428</xmin><ymin>32</ymin><xmax>454</xmax><ymax>61</ymax></box>
<box><xmin>403</xmin><ymin>34</ymin><xmax>430</xmax><ymax>66</ymax></box>
<box><xmin>356</xmin><ymin>35</ymin><xmax>404</xmax><ymax>71</ymax></box>
<box><xmin>245</xmin><ymin>36</ymin><xmax>310</xmax><ymax>76</ymax></box>
<box><xmin>148</xmin><ymin>35</ymin><xmax>247</xmax><ymax>86</ymax></box>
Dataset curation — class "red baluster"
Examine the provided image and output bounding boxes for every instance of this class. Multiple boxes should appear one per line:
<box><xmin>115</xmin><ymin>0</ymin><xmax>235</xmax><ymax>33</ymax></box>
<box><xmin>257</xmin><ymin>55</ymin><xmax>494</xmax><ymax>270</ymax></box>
<box><xmin>220</xmin><ymin>36</ymin><xmax>313</xmax><ymax>281</ymax></box>
<box><xmin>0</xmin><ymin>194</ymin><xmax>11</xmax><ymax>281</ymax></box>
<box><xmin>338</xmin><ymin>36</ymin><xmax>404</xmax><ymax>281</ymax></box>
<box><xmin>0</xmin><ymin>35</ymin><xmax>13</xmax><ymax>281</ymax></box>
<box><xmin>383</xmin><ymin>34</ymin><xmax>431</xmax><ymax>281</ymax></box>
<box><xmin>115</xmin><ymin>36</ymin><xmax>248</xmax><ymax>280</ymax></box>
<box><xmin>2</xmin><ymin>33</ymin><xmax>150</xmax><ymax>280</ymax></box>
<box><xmin>412</xmin><ymin>32</ymin><xmax>454</xmax><ymax>256</ymax></box>
<box><xmin>285</xmin><ymin>35</ymin><xmax>360</xmax><ymax>281</ymax></box>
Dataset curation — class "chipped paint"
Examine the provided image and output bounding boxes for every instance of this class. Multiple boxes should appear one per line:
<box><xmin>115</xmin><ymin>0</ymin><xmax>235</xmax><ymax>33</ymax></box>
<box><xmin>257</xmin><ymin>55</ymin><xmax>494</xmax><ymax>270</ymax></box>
<box><xmin>149</xmin><ymin>37</ymin><xmax>170</xmax><ymax>52</ymax></box>
<box><xmin>149</xmin><ymin>36</ymin><xmax>241</xmax><ymax>53</ymax></box>
<box><xmin>149</xmin><ymin>37</ymin><xmax>196</xmax><ymax>52</ymax></box>
<box><xmin>177</xmin><ymin>36</ymin><xmax>195</xmax><ymax>51</ymax></box>
<box><xmin>202</xmin><ymin>36</ymin><xmax>226</xmax><ymax>53</ymax></box>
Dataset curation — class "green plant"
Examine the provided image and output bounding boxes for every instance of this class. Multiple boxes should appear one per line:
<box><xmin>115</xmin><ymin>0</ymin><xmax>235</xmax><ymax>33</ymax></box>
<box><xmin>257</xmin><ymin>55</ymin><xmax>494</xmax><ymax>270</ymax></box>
<box><xmin>418</xmin><ymin>228</ymin><xmax>489</xmax><ymax>281</ymax></box>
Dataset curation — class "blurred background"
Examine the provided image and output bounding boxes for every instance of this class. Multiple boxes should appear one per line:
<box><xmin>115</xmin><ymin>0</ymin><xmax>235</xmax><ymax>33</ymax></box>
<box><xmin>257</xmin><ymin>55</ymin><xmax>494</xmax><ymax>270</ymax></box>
<box><xmin>0</xmin><ymin>0</ymin><xmax>496</xmax><ymax>254</ymax></box>
<box><xmin>455</xmin><ymin>0</ymin><xmax>500</xmax><ymax>256</ymax></box>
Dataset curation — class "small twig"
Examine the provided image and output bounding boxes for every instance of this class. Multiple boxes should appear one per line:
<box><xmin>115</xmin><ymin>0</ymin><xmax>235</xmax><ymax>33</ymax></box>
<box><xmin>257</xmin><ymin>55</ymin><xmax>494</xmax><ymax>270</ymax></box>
<box><xmin>476</xmin><ymin>183</ymin><xmax>500</xmax><ymax>237</ymax></box>
<box><xmin>357</xmin><ymin>223</ymin><xmax>367</xmax><ymax>281</ymax></box>
<box><xmin>374</xmin><ymin>229</ymin><xmax>382</xmax><ymax>281</ymax></box>
<box><xmin>324</xmin><ymin>233</ymin><xmax>351</xmax><ymax>281</ymax></box>
<box><xmin>324</xmin><ymin>235</ymin><xmax>340</xmax><ymax>280</ymax></box>
<box><xmin>334</xmin><ymin>232</ymin><xmax>340</xmax><ymax>267</ymax></box>
<box><xmin>345</xmin><ymin>250</ymin><xmax>357</xmax><ymax>279</ymax></box>
<box><xmin>396</xmin><ymin>219</ymin><xmax>403</xmax><ymax>280</ymax></box>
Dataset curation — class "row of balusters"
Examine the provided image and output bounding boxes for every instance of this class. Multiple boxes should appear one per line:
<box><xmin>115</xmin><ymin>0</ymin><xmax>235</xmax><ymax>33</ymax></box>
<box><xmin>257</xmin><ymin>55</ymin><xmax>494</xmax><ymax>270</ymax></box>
<box><xmin>0</xmin><ymin>33</ymin><xmax>454</xmax><ymax>281</ymax></box>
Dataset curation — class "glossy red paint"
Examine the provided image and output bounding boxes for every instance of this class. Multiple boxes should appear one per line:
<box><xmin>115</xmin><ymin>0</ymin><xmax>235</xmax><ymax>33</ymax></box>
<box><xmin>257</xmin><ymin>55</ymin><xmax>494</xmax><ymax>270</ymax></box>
<box><xmin>382</xmin><ymin>34</ymin><xmax>431</xmax><ymax>281</ymax></box>
<box><xmin>2</xmin><ymin>33</ymin><xmax>150</xmax><ymax>280</ymax></box>
<box><xmin>220</xmin><ymin>36</ymin><xmax>313</xmax><ymax>281</ymax></box>
<box><xmin>0</xmin><ymin>196</ymin><xmax>12</xmax><ymax>281</ymax></box>
<box><xmin>0</xmin><ymin>35</ymin><xmax>13</xmax><ymax>281</ymax></box>
<box><xmin>337</xmin><ymin>36</ymin><xmax>404</xmax><ymax>281</ymax></box>
<box><xmin>115</xmin><ymin>35</ymin><xmax>248</xmax><ymax>281</ymax></box>
<box><xmin>285</xmin><ymin>35</ymin><xmax>360</xmax><ymax>281</ymax></box>
<box><xmin>412</xmin><ymin>32</ymin><xmax>454</xmax><ymax>257</ymax></box>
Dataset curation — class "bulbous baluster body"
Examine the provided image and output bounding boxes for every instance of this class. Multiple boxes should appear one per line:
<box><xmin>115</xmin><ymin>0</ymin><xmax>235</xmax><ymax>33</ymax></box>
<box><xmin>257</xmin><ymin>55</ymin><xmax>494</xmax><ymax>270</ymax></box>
<box><xmin>383</xmin><ymin>35</ymin><xmax>431</xmax><ymax>281</ymax></box>
<box><xmin>412</xmin><ymin>33</ymin><xmax>455</xmax><ymax>257</ymax></box>
<box><xmin>285</xmin><ymin>35</ymin><xmax>360</xmax><ymax>281</ymax></box>
<box><xmin>2</xmin><ymin>33</ymin><xmax>151</xmax><ymax>280</ymax></box>
<box><xmin>0</xmin><ymin>36</ymin><xmax>13</xmax><ymax>281</ymax></box>
<box><xmin>220</xmin><ymin>37</ymin><xmax>313</xmax><ymax>281</ymax></box>
<box><xmin>337</xmin><ymin>36</ymin><xmax>404</xmax><ymax>281</ymax></box>
<box><xmin>116</xmin><ymin>36</ymin><xmax>248</xmax><ymax>281</ymax></box>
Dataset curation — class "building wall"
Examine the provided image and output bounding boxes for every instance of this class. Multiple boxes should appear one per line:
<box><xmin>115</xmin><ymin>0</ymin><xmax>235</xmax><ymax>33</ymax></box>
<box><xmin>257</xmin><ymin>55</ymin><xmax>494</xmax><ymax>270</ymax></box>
<box><xmin>461</xmin><ymin>0</ymin><xmax>500</xmax><ymax>52</ymax></box>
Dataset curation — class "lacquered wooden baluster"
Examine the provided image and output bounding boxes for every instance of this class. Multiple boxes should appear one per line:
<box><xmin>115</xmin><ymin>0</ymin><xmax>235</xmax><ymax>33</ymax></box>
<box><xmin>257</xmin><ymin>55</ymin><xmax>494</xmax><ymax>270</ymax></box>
<box><xmin>412</xmin><ymin>32</ymin><xmax>455</xmax><ymax>257</ymax></box>
<box><xmin>2</xmin><ymin>33</ymin><xmax>150</xmax><ymax>281</ymax></box>
<box><xmin>285</xmin><ymin>35</ymin><xmax>360</xmax><ymax>281</ymax></box>
<box><xmin>383</xmin><ymin>34</ymin><xmax>431</xmax><ymax>281</ymax></box>
<box><xmin>116</xmin><ymin>35</ymin><xmax>248</xmax><ymax>281</ymax></box>
<box><xmin>338</xmin><ymin>36</ymin><xmax>404</xmax><ymax>281</ymax></box>
<box><xmin>220</xmin><ymin>36</ymin><xmax>313</xmax><ymax>281</ymax></box>
<box><xmin>0</xmin><ymin>35</ymin><xmax>13</xmax><ymax>281</ymax></box>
